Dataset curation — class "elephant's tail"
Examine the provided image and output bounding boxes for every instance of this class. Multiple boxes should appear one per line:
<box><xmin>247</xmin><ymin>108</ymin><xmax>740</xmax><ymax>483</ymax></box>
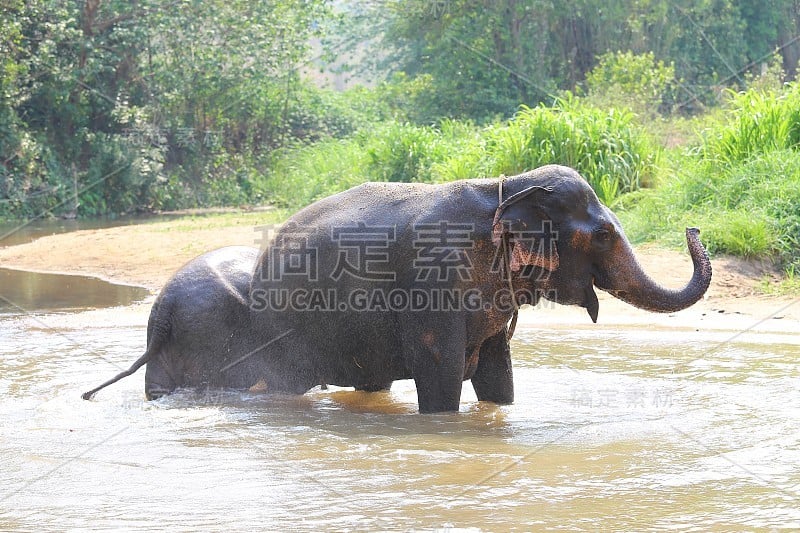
<box><xmin>80</xmin><ymin>347</ymin><xmax>154</xmax><ymax>400</ymax></box>
<box><xmin>81</xmin><ymin>298</ymin><xmax>170</xmax><ymax>400</ymax></box>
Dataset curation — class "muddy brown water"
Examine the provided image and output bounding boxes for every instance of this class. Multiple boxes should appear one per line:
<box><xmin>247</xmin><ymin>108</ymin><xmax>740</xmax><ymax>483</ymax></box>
<box><xmin>0</xmin><ymin>268</ymin><xmax>149</xmax><ymax>312</ymax></box>
<box><xmin>1</xmin><ymin>220</ymin><xmax>798</xmax><ymax>530</ymax></box>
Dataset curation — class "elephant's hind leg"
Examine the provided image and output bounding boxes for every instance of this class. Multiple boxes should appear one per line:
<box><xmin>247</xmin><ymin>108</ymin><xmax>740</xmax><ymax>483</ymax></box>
<box><xmin>144</xmin><ymin>352</ymin><xmax>178</xmax><ymax>400</ymax></box>
<box><xmin>471</xmin><ymin>327</ymin><xmax>514</xmax><ymax>405</ymax></box>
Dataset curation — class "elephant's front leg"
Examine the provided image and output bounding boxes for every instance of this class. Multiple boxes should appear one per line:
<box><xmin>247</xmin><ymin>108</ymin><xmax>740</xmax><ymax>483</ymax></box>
<box><xmin>470</xmin><ymin>327</ymin><xmax>514</xmax><ymax>405</ymax></box>
<box><xmin>404</xmin><ymin>317</ymin><xmax>466</xmax><ymax>413</ymax></box>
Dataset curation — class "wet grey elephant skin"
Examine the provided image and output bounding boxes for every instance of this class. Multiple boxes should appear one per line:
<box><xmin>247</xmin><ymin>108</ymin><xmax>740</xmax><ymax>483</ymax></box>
<box><xmin>81</xmin><ymin>246</ymin><xmax>264</xmax><ymax>401</ymax></box>
<box><xmin>83</xmin><ymin>165</ymin><xmax>712</xmax><ymax>413</ymax></box>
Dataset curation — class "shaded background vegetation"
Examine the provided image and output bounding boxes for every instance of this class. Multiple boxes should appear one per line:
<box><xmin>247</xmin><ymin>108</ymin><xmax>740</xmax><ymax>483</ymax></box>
<box><xmin>2</xmin><ymin>0</ymin><xmax>800</xmax><ymax>275</ymax></box>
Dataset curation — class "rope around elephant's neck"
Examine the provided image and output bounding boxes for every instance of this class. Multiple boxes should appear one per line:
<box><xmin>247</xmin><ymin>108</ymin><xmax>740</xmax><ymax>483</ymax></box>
<box><xmin>498</xmin><ymin>176</ymin><xmax>520</xmax><ymax>341</ymax></box>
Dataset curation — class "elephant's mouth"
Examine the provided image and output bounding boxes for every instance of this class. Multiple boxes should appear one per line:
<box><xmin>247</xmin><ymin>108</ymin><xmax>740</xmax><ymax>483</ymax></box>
<box><xmin>542</xmin><ymin>276</ymin><xmax>599</xmax><ymax>323</ymax></box>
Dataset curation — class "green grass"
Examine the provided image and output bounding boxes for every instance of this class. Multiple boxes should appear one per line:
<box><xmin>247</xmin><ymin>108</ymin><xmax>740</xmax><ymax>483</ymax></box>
<box><xmin>760</xmin><ymin>265</ymin><xmax>800</xmax><ymax>295</ymax></box>
<box><xmin>267</xmin><ymin>98</ymin><xmax>657</xmax><ymax>209</ymax></box>
<box><xmin>701</xmin><ymin>87</ymin><xmax>800</xmax><ymax>167</ymax></box>
<box><xmin>264</xmin><ymin>138</ymin><xmax>370</xmax><ymax>207</ymax></box>
<box><xmin>490</xmin><ymin>99</ymin><xmax>658</xmax><ymax>204</ymax></box>
<box><xmin>432</xmin><ymin>97</ymin><xmax>659</xmax><ymax>207</ymax></box>
<box><xmin>263</xmin><ymin>120</ymin><xmax>490</xmax><ymax>208</ymax></box>
<box><xmin>623</xmin><ymin>84</ymin><xmax>800</xmax><ymax>276</ymax></box>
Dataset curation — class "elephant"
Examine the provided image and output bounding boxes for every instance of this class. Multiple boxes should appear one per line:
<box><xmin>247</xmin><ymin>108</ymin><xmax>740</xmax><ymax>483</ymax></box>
<box><xmin>83</xmin><ymin>164</ymin><xmax>712</xmax><ymax>412</ymax></box>
<box><xmin>81</xmin><ymin>246</ymin><xmax>266</xmax><ymax>400</ymax></box>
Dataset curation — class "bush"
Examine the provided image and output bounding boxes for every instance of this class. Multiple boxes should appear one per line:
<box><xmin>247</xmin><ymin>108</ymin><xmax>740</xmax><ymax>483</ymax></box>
<box><xmin>285</xmin><ymin>83</ymin><xmax>390</xmax><ymax>142</ymax></box>
<box><xmin>0</xmin><ymin>125</ymin><xmax>54</xmax><ymax>219</ymax></box>
<box><xmin>585</xmin><ymin>51</ymin><xmax>678</xmax><ymax>117</ymax></box>
<box><xmin>436</xmin><ymin>97</ymin><xmax>659</xmax><ymax>206</ymax></box>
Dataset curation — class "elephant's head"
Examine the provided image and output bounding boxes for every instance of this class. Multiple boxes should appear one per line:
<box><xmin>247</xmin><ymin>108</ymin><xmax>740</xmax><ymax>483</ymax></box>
<box><xmin>493</xmin><ymin>165</ymin><xmax>712</xmax><ymax>322</ymax></box>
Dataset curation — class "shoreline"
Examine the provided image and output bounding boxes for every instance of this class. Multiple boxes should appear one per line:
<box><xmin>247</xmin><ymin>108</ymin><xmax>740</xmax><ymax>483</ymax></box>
<box><xmin>0</xmin><ymin>217</ymin><xmax>798</xmax><ymax>337</ymax></box>
<box><xmin>0</xmin><ymin>263</ymin><xmax>152</xmax><ymax>289</ymax></box>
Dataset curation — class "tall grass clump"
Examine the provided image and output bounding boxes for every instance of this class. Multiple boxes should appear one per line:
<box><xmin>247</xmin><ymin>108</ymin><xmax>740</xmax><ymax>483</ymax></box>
<box><xmin>701</xmin><ymin>85</ymin><xmax>800</xmax><ymax>167</ymax></box>
<box><xmin>690</xmin><ymin>85</ymin><xmax>800</xmax><ymax>271</ymax></box>
<box><xmin>624</xmin><ymin>151</ymin><xmax>800</xmax><ymax>267</ymax></box>
<box><xmin>265</xmin><ymin>138</ymin><xmax>370</xmax><ymax>207</ymax></box>
<box><xmin>623</xmin><ymin>84</ymin><xmax>800</xmax><ymax>275</ymax></box>
<box><xmin>264</xmin><ymin>120</ymin><xmax>482</xmax><ymax>208</ymax></box>
<box><xmin>434</xmin><ymin>96</ymin><xmax>660</xmax><ymax>206</ymax></box>
<box><xmin>363</xmin><ymin>120</ymin><xmax>480</xmax><ymax>183</ymax></box>
<box><xmin>267</xmin><ymin>99</ymin><xmax>660</xmax><ymax>210</ymax></box>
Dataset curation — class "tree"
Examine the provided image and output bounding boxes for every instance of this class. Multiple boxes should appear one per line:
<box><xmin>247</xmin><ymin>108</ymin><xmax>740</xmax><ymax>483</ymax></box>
<box><xmin>355</xmin><ymin>0</ymin><xmax>557</xmax><ymax>122</ymax></box>
<box><xmin>347</xmin><ymin>0</ymin><xmax>797</xmax><ymax>119</ymax></box>
<box><xmin>1</xmin><ymin>0</ymin><xmax>330</xmax><ymax>217</ymax></box>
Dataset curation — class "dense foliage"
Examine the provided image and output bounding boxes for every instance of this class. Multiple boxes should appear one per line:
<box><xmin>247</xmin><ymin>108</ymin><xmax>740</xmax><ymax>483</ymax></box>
<box><xmin>351</xmin><ymin>0</ymin><xmax>800</xmax><ymax>121</ymax></box>
<box><xmin>2</xmin><ymin>1</ymin><xmax>800</xmax><ymax>276</ymax></box>
<box><xmin>1</xmin><ymin>0</ymin><xmax>334</xmax><ymax>217</ymax></box>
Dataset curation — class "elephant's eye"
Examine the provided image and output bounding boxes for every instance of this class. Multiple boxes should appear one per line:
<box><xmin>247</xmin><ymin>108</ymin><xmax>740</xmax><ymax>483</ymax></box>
<box><xmin>594</xmin><ymin>228</ymin><xmax>611</xmax><ymax>240</ymax></box>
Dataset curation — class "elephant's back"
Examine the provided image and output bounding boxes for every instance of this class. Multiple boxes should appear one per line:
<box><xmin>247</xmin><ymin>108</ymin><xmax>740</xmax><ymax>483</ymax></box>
<box><xmin>156</xmin><ymin>246</ymin><xmax>258</xmax><ymax>312</ymax></box>
<box><xmin>289</xmin><ymin>181</ymin><xmax>437</xmax><ymax>228</ymax></box>
<box><xmin>197</xmin><ymin>246</ymin><xmax>259</xmax><ymax>287</ymax></box>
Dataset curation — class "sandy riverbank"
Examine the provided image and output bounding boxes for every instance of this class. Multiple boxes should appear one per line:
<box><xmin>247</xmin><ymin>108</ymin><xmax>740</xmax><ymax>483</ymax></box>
<box><xmin>0</xmin><ymin>215</ymin><xmax>797</xmax><ymax>335</ymax></box>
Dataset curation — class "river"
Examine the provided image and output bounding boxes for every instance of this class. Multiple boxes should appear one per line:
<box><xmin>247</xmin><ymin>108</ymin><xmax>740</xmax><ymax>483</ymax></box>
<box><xmin>0</xmin><ymin>219</ymin><xmax>798</xmax><ymax>530</ymax></box>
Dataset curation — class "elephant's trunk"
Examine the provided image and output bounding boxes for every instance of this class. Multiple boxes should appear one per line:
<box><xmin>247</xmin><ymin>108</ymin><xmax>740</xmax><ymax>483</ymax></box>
<box><xmin>595</xmin><ymin>228</ymin><xmax>712</xmax><ymax>313</ymax></box>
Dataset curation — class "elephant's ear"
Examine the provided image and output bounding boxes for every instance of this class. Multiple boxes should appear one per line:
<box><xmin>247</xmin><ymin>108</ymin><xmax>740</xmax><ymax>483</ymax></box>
<box><xmin>492</xmin><ymin>185</ymin><xmax>559</xmax><ymax>272</ymax></box>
